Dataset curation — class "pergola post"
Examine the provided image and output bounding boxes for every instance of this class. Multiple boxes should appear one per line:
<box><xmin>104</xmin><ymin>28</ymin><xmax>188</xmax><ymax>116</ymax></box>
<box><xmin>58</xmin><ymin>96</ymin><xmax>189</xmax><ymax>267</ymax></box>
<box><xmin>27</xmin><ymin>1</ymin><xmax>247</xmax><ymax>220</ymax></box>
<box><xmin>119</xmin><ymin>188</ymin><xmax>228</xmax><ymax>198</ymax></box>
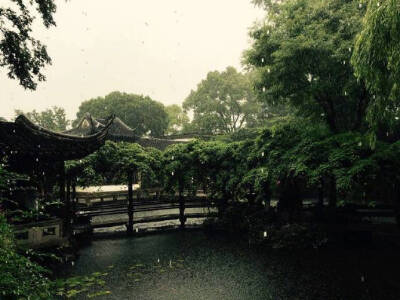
<box><xmin>72</xmin><ymin>180</ymin><xmax>77</xmax><ymax>222</ymax></box>
<box><xmin>178</xmin><ymin>178</ymin><xmax>186</xmax><ymax>229</ymax></box>
<box><xmin>127</xmin><ymin>170</ymin><xmax>134</xmax><ymax>234</ymax></box>
<box><xmin>59</xmin><ymin>161</ymin><xmax>68</xmax><ymax>236</ymax></box>
<box><xmin>66</xmin><ymin>176</ymin><xmax>72</xmax><ymax>235</ymax></box>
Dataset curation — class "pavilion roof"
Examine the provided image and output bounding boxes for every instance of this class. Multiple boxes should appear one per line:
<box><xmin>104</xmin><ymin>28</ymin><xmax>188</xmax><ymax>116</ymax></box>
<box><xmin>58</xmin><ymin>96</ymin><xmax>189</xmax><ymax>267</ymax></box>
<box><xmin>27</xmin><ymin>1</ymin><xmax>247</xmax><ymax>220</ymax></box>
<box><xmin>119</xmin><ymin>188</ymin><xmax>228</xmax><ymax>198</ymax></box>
<box><xmin>65</xmin><ymin>114</ymin><xmax>189</xmax><ymax>150</ymax></box>
<box><xmin>0</xmin><ymin>115</ymin><xmax>114</xmax><ymax>161</ymax></box>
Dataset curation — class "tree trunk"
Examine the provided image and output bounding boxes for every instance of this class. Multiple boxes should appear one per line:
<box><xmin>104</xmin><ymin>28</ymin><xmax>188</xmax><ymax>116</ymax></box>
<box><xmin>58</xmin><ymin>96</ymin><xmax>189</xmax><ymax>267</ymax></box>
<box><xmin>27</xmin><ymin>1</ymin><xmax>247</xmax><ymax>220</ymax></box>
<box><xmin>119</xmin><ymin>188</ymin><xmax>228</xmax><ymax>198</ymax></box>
<box><xmin>318</xmin><ymin>178</ymin><xmax>324</xmax><ymax>208</ymax></box>
<box><xmin>328</xmin><ymin>176</ymin><xmax>337</xmax><ymax>211</ymax></box>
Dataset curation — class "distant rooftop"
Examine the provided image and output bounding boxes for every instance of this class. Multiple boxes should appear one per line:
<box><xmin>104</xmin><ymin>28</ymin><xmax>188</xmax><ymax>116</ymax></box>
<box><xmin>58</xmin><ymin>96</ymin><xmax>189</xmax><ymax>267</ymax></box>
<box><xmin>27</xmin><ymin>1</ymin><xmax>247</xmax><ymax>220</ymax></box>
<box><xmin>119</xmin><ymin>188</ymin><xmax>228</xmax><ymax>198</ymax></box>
<box><xmin>65</xmin><ymin>113</ymin><xmax>191</xmax><ymax>150</ymax></box>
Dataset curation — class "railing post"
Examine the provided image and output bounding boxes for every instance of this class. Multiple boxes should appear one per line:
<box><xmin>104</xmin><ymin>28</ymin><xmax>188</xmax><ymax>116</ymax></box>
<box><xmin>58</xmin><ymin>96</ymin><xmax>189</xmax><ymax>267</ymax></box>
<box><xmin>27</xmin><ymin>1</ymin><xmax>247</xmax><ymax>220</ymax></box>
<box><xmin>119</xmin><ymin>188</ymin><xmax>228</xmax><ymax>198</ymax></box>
<box><xmin>127</xmin><ymin>171</ymin><xmax>134</xmax><ymax>234</ymax></box>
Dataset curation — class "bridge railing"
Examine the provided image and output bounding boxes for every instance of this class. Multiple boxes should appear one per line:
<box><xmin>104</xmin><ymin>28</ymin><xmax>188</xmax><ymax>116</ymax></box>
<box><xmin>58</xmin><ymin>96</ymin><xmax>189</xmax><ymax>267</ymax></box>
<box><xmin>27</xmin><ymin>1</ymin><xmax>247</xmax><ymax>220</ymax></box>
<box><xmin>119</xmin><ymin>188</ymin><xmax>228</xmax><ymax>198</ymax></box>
<box><xmin>73</xmin><ymin>187</ymin><xmax>217</xmax><ymax>231</ymax></box>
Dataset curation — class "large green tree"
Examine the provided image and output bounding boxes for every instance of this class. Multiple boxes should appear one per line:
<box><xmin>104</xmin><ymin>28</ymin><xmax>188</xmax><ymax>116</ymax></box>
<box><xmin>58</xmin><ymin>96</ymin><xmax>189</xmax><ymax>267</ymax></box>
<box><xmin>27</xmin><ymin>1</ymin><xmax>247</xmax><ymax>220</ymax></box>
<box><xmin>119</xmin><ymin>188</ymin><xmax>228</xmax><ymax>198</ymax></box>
<box><xmin>352</xmin><ymin>0</ymin><xmax>400</xmax><ymax>129</ymax></box>
<box><xmin>165</xmin><ymin>104</ymin><xmax>189</xmax><ymax>135</ymax></box>
<box><xmin>245</xmin><ymin>0</ymin><xmax>370</xmax><ymax>133</ymax></box>
<box><xmin>74</xmin><ymin>91</ymin><xmax>169</xmax><ymax>137</ymax></box>
<box><xmin>0</xmin><ymin>0</ymin><xmax>56</xmax><ymax>89</ymax></box>
<box><xmin>183</xmin><ymin>66</ymin><xmax>262</xmax><ymax>134</ymax></box>
<box><xmin>15</xmin><ymin>106</ymin><xmax>69</xmax><ymax>131</ymax></box>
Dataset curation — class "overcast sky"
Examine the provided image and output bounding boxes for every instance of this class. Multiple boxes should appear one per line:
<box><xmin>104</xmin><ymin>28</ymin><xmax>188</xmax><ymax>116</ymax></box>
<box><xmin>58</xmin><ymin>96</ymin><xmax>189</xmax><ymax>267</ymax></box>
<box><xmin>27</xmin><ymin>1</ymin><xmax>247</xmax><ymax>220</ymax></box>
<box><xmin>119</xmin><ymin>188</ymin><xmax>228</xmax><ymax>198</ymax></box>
<box><xmin>0</xmin><ymin>0</ymin><xmax>264</xmax><ymax>121</ymax></box>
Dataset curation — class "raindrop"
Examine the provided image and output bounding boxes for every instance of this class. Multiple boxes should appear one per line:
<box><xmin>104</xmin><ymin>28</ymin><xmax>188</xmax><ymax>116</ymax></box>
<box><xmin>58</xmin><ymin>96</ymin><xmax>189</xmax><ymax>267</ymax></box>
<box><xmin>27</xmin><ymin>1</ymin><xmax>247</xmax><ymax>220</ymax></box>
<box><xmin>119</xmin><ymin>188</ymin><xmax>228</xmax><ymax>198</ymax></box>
<box><xmin>359</xmin><ymin>3</ymin><xmax>362</xmax><ymax>8</ymax></box>
<box><xmin>348</xmin><ymin>47</ymin><xmax>352</xmax><ymax>52</ymax></box>
<box><xmin>361</xmin><ymin>275</ymin><xmax>365</xmax><ymax>282</ymax></box>
<box><xmin>344</xmin><ymin>91</ymin><xmax>348</xmax><ymax>96</ymax></box>
<box><xmin>396</xmin><ymin>116</ymin><xmax>399</xmax><ymax>120</ymax></box>
<box><xmin>172</xmin><ymin>156</ymin><xmax>174</xmax><ymax>160</ymax></box>
<box><xmin>358</xmin><ymin>141</ymin><xmax>362</xmax><ymax>147</ymax></box>
<box><xmin>263</xmin><ymin>231</ymin><xmax>268</xmax><ymax>238</ymax></box>
<box><xmin>321</xmin><ymin>113</ymin><xmax>325</xmax><ymax>117</ymax></box>
<box><xmin>343</xmin><ymin>60</ymin><xmax>346</xmax><ymax>65</ymax></box>
<box><xmin>71</xmin><ymin>261</ymin><xmax>75</xmax><ymax>266</ymax></box>
<box><xmin>157</xmin><ymin>258</ymin><xmax>160</xmax><ymax>263</ymax></box>
<box><xmin>307</xmin><ymin>73</ymin><xmax>312</xmax><ymax>82</ymax></box>
<box><xmin>377</xmin><ymin>2</ymin><xmax>380</xmax><ymax>7</ymax></box>
<box><xmin>171</xmin><ymin>171</ymin><xmax>174</xmax><ymax>176</ymax></box>
<box><xmin>262</xmin><ymin>87</ymin><xmax>266</xmax><ymax>92</ymax></box>
<box><xmin>36</xmin><ymin>158</ymin><xmax>39</xmax><ymax>162</ymax></box>
<box><xmin>261</xmin><ymin>152</ymin><xmax>265</xmax><ymax>157</ymax></box>
<box><xmin>37</xmin><ymin>144</ymin><xmax>41</xmax><ymax>148</ymax></box>
<box><xmin>261</xmin><ymin>57</ymin><xmax>264</xmax><ymax>63</ymax></box>
<box><xmin>267</xmin><ymin>29</ymin><xmax>270</xmax><ymax>34</ymax></box>
<box><xmin>13</xmin><ymin>129</ymin><xmax>15</xmax><ymax>133</ymax></box>
<box><xmin>267</xmin><ymin>68</ymin><xmax>271</xmax><ymax>73</ymax></box>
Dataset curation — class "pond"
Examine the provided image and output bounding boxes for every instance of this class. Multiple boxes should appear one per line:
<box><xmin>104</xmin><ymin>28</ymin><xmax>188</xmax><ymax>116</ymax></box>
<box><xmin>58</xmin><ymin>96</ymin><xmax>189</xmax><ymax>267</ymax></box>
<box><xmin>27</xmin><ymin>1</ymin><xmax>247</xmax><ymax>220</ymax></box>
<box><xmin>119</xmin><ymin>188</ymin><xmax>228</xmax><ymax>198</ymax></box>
<box><xmin>56</xmin><ymin>230</ymin><xmax>400</xmax><ymax>300</ymax></box>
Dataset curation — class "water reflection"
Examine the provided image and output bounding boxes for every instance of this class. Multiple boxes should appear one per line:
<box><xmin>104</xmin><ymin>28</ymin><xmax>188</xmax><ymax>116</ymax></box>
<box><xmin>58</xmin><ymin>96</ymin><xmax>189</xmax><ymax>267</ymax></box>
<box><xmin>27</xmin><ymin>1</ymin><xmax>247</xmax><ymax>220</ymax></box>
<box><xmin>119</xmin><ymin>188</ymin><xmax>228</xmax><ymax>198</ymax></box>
<box><xmin>56</xmin><ymin>230</ymin><xmax>400</xmax><ymax>300</ymax></box>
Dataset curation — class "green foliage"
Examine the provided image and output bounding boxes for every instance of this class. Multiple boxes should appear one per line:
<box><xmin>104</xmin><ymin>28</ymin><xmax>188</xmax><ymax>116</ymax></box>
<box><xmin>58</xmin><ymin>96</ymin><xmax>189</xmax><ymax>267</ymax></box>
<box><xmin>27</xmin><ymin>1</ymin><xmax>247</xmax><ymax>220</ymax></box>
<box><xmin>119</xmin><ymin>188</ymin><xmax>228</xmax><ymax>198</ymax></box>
<box><xmin>55</xmin><ymin>271</ymin><xmax>110</xmax><ymax>299</ymax></box>
<box><xmin>352</xmin><ymin>0</ymin><xmax>400</xmax><ymax>129</ymax></box>
<box><xmin>165</xmin><ymin>104</ymin><xmax>190</xmax><ymax>135</ymax></box>
<box><xmin>0</xmin><ymin>0</ymin><xmax>56</xmax><ymax>90</ymax></box>
<box><xmin>183</xmin><ymin>66</ymin><xmax>263</xmax><ymax>134</ymax></box>
<box><xmin>266</xmin><ymin>223</ymin><xmax>328</xmax><ymax>250</ymax></box>
<box><xmin>0</xmin><ymin>215</ymin><xmax>52</xmax><ymax>299</ymax></box>
<box><xmin>74</xmin><ymin>91</ymin><xmax>169</xmax><ymax>137</ymax></box>
<box><xmin>245</xmin><ymin>0</ymin><xmax>369</xmax><ymax>133</ymax></box>
<box><xmin>15</xmin><ymin>106</ymin><xmax>70</xmax><ymax>131</ymax></box>
<box><xmin>69</xmin><ymin>141</ymin><xmax>162</xmax><ymax>187</ymax></box>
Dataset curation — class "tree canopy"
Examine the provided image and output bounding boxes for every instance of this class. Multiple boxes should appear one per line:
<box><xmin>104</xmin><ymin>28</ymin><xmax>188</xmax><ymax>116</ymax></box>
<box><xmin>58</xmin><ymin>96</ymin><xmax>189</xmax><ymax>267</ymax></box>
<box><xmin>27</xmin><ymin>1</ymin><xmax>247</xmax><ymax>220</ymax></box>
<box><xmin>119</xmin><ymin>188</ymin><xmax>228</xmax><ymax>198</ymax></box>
<box><xmin>0</xmin><ymin>0</ymin><xmax>56</xmax><ymax>90</ymax></box>
<box><xmin>245</xmin><ymin>0</ymin><xmax>370</xmax><ymax>133</ymax></box>
<box><xmin>183</xmin><ymin>66</ymin><xmax>262</xmax><ymax>134</ymax></box>
<box><xmin>74</xmin><ymin>91</ymin><xmax>169</xmax><ymax>137</ymax></box>
<box><xmin>15</xmin><ymin>106</ymin><xmax>69</xmax><ymax>131</ymax></box>
<box><xmin>165</xmin><ymin>104</ymin><xmax>190</xmax><ymax>135</ymax></box>
<box><xmin>352</xmin><ymin>0</ymin><xmax>400</xmax><ymax>129</ymax></box>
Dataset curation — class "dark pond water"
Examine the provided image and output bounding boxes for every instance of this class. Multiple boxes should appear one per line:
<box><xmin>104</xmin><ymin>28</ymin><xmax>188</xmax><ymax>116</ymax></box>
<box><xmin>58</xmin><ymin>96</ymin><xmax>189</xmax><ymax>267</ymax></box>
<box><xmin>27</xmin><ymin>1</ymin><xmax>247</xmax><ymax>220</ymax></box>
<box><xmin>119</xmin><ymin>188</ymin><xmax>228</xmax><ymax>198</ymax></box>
<box><xmin>56</xmin><ymin>230</ymin><xmax>400</xmax><ymax>300</ymax></box>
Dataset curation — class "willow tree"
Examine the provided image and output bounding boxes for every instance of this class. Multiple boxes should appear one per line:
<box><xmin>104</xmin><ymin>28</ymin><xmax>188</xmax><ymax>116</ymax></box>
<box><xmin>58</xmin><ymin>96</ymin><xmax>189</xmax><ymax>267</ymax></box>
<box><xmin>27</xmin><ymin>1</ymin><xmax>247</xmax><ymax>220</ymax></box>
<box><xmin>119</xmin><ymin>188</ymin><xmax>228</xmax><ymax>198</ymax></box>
<box><xmin>352</xmin><ymin>0</ymin><xmax>400</xmax><ymax>130</ymax></box>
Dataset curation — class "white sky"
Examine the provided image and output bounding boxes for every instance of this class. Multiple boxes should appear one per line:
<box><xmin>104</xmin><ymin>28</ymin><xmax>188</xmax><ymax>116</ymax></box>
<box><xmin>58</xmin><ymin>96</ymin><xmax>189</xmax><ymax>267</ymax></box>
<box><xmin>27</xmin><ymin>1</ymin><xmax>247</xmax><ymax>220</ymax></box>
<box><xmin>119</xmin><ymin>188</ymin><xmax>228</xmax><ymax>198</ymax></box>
<box><xmin>0</xmin><ymin>0</ymin><xmax>264</xmax><ymax>121</ymax></box>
